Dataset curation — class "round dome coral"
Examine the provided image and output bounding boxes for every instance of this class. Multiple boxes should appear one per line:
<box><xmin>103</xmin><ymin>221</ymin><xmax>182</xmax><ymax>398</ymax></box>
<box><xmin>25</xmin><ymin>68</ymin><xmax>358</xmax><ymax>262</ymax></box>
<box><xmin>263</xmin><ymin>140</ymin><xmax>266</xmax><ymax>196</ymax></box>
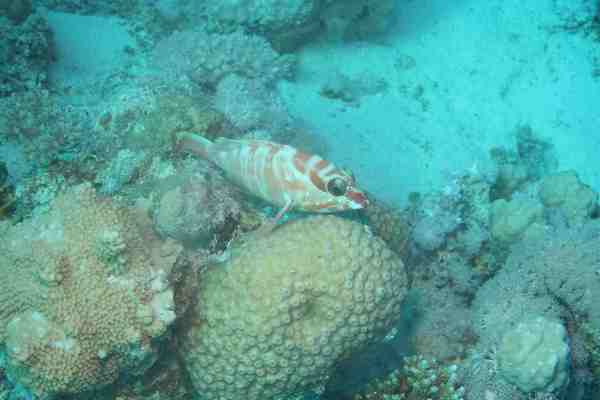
<box><xmin>179</xmin><ymin>215</ymin><xmax>408</xmax><ymax>400</ymax></box>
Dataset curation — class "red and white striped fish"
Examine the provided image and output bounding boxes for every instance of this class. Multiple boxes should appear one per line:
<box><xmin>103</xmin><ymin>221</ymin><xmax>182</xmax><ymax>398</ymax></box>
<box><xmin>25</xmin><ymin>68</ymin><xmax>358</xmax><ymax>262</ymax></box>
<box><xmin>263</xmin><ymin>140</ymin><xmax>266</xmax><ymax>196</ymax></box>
<box><xmin>176</xmin><ymin>132</ymin><xmax>369</xmax><ymax>220</ymax></box>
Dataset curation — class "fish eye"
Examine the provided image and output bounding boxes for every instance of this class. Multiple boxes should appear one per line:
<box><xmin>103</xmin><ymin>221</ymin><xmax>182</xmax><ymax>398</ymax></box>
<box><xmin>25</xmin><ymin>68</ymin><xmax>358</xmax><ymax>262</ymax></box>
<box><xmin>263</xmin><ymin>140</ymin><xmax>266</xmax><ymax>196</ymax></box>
<box><xmin>341</xmin><ymin>168</ymin><xmax>356</xmax><ymax>182</ymax></box>
<box><xmin>327</xmin><ymin>178</ymin><xmax>348</xmax><ymax>197</ymax></box>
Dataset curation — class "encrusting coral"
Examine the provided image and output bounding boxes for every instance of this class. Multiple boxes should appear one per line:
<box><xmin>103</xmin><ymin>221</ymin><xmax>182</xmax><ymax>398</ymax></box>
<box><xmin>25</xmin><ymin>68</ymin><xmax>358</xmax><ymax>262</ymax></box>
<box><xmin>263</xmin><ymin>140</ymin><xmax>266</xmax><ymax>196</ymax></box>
<box><xmin>0</xmin><ymin>183</ymin><xmax>182</xmax><ymax>399</ymax></box>
<box><xmin>179</xmin><ymin>215</ymin><xmax>408</xmax><ymax>400</ymax></box>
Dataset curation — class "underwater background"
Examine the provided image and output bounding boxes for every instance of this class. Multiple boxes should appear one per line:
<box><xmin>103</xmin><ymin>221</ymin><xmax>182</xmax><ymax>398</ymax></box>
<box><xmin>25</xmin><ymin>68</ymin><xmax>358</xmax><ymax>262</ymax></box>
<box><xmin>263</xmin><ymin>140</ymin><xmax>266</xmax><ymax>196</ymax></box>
<box><xmin>1</xmin><ymin>0</ymin><xmax>600</xmax><ymax>399</ymax></box>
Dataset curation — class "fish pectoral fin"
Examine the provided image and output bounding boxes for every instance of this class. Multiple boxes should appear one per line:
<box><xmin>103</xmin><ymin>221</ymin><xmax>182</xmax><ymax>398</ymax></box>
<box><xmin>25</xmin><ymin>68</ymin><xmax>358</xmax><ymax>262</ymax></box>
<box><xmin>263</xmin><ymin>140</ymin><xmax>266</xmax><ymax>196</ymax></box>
<box><xmin>273</xmin><ymin>198</ymin><xmax>294</xmax><ymax>225</ymax></box>
<box><xmin>248</xmin><ymin>199</ymin><xmax>295</xmax><ymax>240</ymax></box>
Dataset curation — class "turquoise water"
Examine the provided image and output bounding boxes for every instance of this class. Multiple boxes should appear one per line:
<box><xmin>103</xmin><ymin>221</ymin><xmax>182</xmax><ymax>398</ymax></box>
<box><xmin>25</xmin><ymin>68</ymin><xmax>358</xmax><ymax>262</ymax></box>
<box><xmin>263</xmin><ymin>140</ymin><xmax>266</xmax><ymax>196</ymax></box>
<box><xmin>0</xmin><ymin>1</ymin><xmax>599</xmax><ymax>399</ymax></box>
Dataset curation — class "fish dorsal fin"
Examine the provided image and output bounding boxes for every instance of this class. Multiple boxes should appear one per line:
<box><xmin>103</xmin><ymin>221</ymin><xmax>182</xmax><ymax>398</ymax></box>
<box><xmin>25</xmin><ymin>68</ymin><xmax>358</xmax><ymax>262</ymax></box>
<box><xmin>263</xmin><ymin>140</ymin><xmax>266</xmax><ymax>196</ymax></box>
<box><xmin>211</xmin><ymin>137</ymin><xmax>246</xmax><ymax>151</ymax></box>
<box><xmin>214</xmin><ymin>137</ymin><xmax>282</xmax><ymax>146</ymax></box>
<box><xmin>245</xmin><ymin>139</ymin><xmax>284</xmax><ymax>146</ymax></box>
<box><xmin>212</xmin><ymin>138</ymin><xmax>289</xmax><ymax>153</ymax></box>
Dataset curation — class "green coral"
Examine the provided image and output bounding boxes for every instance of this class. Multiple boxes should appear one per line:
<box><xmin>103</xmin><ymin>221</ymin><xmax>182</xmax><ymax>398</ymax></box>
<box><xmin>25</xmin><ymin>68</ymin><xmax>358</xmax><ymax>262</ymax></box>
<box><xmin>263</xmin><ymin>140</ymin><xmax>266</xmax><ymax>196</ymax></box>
<box><xmin>539</xmin><ymin>170</ymin><xmax>598</xmax><ymax>226</ymax></box>
<box><xmin>489</xmin><ymin>197</ymin><xmax>543</xmax><ymax>244</ymax></box>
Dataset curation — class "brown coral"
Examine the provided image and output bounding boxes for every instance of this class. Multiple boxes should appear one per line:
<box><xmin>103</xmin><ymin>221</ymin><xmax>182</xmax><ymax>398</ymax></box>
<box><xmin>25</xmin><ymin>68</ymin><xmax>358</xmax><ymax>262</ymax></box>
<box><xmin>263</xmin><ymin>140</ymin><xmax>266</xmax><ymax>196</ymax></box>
<box><xmin>0</xmin><ymin>183</ymin><xmax>182</xmax><ymax>399</ymax></box>
<box><xmin>179</xmin><ymin>215</ymin><xmax>408</xmax><ymax>400</ymax></box>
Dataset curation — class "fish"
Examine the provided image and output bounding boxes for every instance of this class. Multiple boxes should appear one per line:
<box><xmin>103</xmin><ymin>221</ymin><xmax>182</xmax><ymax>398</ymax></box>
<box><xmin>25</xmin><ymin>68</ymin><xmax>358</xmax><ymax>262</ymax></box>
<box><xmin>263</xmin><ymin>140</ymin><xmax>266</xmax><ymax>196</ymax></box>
<box><xmin>176</xmin><ymin>132</ymin><xmax>369</xmax><ymax>222</ymax></box>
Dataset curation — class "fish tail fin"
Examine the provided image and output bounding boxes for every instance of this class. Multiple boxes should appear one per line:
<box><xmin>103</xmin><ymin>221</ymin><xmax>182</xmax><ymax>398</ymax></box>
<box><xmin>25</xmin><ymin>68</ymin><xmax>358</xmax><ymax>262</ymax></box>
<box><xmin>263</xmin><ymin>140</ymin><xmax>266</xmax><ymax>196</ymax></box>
<box><xmin>176</xmin><ymin>132</ymin><xmax>213</xmax><ymax>160</ymax></box>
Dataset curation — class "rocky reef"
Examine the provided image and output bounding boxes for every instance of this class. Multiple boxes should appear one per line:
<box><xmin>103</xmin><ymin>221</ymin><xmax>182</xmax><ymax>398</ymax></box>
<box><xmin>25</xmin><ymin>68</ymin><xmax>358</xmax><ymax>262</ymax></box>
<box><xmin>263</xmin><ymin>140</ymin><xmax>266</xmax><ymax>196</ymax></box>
<box><xmin>1</xmin><ymin>1</ymin><xmax>600</xmax><ymax>400</ymax></box>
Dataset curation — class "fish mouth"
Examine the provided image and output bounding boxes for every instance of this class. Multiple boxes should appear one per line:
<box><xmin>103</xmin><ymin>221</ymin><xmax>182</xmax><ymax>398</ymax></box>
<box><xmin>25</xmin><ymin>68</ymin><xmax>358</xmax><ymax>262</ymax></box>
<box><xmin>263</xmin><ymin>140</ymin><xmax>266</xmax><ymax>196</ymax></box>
<box><xmin>346</xmin><ymin>190</ymin><xmax>369</xmax><ymax>209</ymax></box>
